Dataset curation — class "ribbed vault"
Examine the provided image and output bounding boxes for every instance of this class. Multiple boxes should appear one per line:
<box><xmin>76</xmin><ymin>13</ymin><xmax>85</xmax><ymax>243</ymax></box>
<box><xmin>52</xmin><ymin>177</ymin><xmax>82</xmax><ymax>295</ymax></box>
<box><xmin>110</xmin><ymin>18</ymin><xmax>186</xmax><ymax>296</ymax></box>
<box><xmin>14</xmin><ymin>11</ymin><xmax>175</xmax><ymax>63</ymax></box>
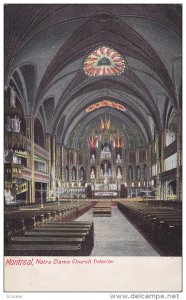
<box><xmin>4</xmin><ymin>4</ymin><xmax>182</xmax><ymax>150</ymax></box>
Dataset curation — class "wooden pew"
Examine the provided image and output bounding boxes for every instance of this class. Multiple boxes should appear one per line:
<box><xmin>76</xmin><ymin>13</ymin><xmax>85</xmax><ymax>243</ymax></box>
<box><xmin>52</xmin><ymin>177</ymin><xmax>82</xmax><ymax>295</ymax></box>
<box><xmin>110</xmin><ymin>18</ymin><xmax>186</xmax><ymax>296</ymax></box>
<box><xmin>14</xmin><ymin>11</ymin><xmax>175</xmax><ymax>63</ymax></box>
<box><xmin>10</xmin><ymin>236</ymin><xmax>85</xmax><ymax>245</ymax></box>
<box><xmin>9</xmin><ymin>234</ymin><xmax>91</xmax><ymax>255</ymax></box>
<box><xmin>29</xmin><ymin>221</ymin><xmax>94</xmax><ymax>253</ymax></box>
<box><xmin>5</xmin><ymin>221</ymin><xmax>94</xmax><ymax>256</ymax></box>
<box><xmin>33</xmin><ymin>227</ymin><xmax>90</xmax><ymax>232</ymax></box>
<box><xmin>5</xmin><ymin>243</ymin><xmax>82</xmax><ymax>256</ymax></box>
<box><xmin>4</xmin><ymin>201</ymin><xmax>92</xmax><ymax>240</ymax></box>
<box><xmin>5</xmin><ymin>214</ymin><xmax>36</xmax><ymax>228</ymax></box>
<box><xmin>93</xmin><ymin>202</ymin><xmax>111</xmax><ymax>217</ymax></box>
<box><xmin>118</xmin><ymin>201</ymin><xmax>182</xmax><ymax>256</ymax></box>
<box><xmin>4</xmin><ymin>202</ymin><xmax>94</xmax><ymax>255</ymax></box>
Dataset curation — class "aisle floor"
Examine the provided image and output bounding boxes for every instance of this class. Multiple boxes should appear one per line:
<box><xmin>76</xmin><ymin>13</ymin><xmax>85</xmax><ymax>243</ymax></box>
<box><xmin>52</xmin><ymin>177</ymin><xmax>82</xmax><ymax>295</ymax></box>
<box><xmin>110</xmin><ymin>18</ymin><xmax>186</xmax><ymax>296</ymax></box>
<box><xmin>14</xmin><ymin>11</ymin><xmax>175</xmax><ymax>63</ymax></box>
<box><xmin>77</xmin><ymin>206</ymin><xmax>159</xmax><ymax>256</ymax></box>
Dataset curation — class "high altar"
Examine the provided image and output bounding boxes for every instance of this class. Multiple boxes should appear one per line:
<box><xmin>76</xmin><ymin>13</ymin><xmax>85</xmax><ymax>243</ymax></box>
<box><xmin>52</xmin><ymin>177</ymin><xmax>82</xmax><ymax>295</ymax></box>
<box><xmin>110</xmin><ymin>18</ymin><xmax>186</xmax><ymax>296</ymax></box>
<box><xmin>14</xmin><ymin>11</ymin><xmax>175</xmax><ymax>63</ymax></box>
<box><xmin>88</xmin><ymin>116</ymin><xmax>124</xmax><ymax>196</ymax></box>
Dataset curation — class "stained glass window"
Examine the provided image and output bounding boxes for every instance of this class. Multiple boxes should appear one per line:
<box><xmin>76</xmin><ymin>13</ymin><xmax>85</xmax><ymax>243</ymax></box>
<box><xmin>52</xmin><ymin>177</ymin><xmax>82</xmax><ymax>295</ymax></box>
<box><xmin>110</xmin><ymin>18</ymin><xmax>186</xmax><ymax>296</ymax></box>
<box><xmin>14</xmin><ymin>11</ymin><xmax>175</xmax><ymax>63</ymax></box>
<box><xmin>83</xmin><ymin>46</ymin><xmax>126</xmax><ymax>77</ymax></box>
<box><xmin>86</xmin><ymin>100</ymin><xmax>126</xmax><ymax>112</ymax></box>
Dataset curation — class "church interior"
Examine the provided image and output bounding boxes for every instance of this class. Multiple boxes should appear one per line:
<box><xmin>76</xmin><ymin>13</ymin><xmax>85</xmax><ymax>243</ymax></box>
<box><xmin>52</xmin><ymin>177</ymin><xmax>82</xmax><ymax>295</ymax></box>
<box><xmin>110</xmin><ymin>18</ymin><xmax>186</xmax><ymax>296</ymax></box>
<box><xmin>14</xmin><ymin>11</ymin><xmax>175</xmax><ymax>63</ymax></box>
<box><xmin>4</xmin><ymin>4</ymin><xmax>182</xmax><ymax>257</ymax></box>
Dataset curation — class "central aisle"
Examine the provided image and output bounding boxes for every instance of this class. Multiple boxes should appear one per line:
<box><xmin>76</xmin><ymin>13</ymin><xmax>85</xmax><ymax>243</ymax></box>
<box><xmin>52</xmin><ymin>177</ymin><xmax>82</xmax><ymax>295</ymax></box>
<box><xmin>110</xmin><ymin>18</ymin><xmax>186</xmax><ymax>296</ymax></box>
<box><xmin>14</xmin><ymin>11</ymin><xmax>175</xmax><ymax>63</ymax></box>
<box><xmin>77</xmin><ymin>206</ymin><xmax>159</xmax><ymax>256</ymax></box>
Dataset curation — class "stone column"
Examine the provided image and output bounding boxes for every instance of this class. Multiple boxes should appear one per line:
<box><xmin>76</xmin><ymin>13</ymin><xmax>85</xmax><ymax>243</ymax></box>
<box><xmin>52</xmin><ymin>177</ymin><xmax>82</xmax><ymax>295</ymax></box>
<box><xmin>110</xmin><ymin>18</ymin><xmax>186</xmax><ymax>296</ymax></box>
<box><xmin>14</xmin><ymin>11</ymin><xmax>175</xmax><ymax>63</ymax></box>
<box><xmin>162</xmin><ymin>182</ymin><xmax>167</xmax><ymax>200</ymax></box>
<box><xmin>69</xmin><ymin>150</ymin><xmax>72</xmax><ymax>183</ymax></box>
<box><xmin>61</xmin><ymin>145</ymin><xmax>65</xmax><ymax>182</ymax></box>
<box><xmin>76</xmin><ymin>150</ymin><xmax>79</xmax><ymax>183</ymax></box>
<box><xmin>25</xmin><ymin>116</ymin><xmax>32</xmax><ymax>169</ymax></box>
<box><xmin>156</xmin><ymin>134</ymin><xmax>161</xmax><ymax>200</ymax></box>
<box><xmin>51</xmin><ymin>135</ymin><xmax>56</xmax><ymax>201</ymax></box>
<box><xmin>25</xmin><ymin>181</ymin><xmax>29</xmax><ymax>204</ymax></box>
<box><xmin>160</xmin><ymin>130</ymin><xmax>167</xmax><ymax>172</ymax></box>
<box><xmin>25</xmin><ymin>116</ymin><xmax>35</xmax><ymax>203</ymax></box>
<box><xmin>111</xmin><ymin>149</ymin><xmax>116</xmax><ymax>178</ymax></box>
<box><xmin>125</xmin><ymin>151</ymin><xmax>129</xmax><ymax>186</ymax></box>
<box><xmin>60</xmin><ymin>144</ymin><xmax>62</xmax><ymax>181</ymax></box>
<box><xmin>176</xmin><ymin>112</ymin><xmax>182</xmax><ymax>201</ymax></box>
<box><xmin>122</xmin><ymin>147</ymin><xmax>126</xmax><ymax>184</ymax></box>
<box><xmin>44</xmin><ymin>134</ymin><xmax>51</xmax><ymax>174</ymax></box>
<box><xmin>96</xmin><ymin>149</ymin><xmax>99</xmax><ymax>180</ymax></box>
<box><xmin>148</xmin><ymin>144</ymin><xmax>152</xmax><ymax>180</ymax></box>
<box><xmin>160</xmin><ymin>129</ymin><xmax>166</xmax><ymax>199</ymax></box>
<box><xmin>29</xmin><ymin>181</ymin><xmax>32</xmax><ymax>204</ymax></box>
<box><xmin>44</xmin><ymin>133</ymin><xmax>51</xmax><ymax>201</ymax></box>
<box><xmin>55</xmin><ymin>143</ymin><xmax>61</xmax><ymax>179</ymax></box>
<box><xmin>56</xmin><ymin>143</ymin><xmax>62</xmax><ymax>197</ymax></box>
<box><xmin>25</xmin><ymin>115</ymin><xmax>32</xmax><ymax>140</ymax></box>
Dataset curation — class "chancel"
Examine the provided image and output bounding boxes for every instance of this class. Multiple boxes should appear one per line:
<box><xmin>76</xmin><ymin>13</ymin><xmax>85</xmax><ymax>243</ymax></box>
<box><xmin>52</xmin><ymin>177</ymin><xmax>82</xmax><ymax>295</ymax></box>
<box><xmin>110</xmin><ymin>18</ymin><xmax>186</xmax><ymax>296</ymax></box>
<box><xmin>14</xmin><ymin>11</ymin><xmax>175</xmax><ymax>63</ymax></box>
<box><xmin>4</xmin><ymin>4</ymin><xmax>182</xmax><ymax>257</ymax></box>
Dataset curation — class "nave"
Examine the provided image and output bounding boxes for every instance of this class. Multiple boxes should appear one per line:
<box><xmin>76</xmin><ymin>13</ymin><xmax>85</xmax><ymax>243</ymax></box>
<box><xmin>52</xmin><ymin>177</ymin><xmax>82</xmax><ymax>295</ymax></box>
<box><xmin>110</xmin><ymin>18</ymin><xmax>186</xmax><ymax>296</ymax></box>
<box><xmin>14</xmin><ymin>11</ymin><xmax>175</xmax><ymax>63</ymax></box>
<box><xmin>77</xmin><ymin>206</ymin><xmax>159</xmax><ymax>256</ymax></box>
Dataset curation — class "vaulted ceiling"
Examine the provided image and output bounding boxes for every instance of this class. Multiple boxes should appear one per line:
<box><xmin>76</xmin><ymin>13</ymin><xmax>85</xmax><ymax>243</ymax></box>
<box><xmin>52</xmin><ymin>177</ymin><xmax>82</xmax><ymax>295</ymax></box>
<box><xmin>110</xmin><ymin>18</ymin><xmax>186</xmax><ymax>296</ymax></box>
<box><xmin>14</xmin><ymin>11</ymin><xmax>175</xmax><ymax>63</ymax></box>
<box><xmin>4</xmin><ymin>4</ymin><xmax>182</xmax><ymax>149</ymax></box>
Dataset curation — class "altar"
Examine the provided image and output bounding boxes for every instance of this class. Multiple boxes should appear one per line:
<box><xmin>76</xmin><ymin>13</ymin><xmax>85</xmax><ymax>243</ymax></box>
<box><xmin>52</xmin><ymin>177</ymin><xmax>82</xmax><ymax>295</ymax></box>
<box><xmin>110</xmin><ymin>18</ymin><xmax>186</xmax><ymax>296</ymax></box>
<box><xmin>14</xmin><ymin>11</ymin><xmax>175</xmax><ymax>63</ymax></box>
<box><xmin>94</xmin><ymin>183</ymin><xmax>117</xmax><ymax>191</ymax></box>
<box><xmin>88</xmin><ymin>117</ymin><xmax>124</xmax><ymax>196</ymax></box>
<box><xmin>94</xmin><ymin>191</ymin><xmax>118</xmax><ymax>198</ymax></box>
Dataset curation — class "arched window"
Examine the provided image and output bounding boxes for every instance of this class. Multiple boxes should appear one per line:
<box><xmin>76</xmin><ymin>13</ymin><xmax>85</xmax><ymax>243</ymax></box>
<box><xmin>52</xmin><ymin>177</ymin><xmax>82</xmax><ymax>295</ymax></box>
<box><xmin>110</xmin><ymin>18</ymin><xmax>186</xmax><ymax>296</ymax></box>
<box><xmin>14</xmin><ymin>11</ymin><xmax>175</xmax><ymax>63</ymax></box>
<box><xmin>83</xmin><ymin>46</ymin><xmax>126</xmax><ymax>77</ymax></box>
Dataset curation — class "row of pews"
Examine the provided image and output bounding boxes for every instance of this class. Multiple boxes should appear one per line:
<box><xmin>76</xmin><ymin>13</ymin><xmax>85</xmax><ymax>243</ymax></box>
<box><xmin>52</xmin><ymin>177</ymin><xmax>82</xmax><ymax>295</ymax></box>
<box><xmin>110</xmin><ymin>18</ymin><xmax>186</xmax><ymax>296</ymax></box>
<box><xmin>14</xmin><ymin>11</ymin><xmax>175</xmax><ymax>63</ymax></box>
<box><xmin>5</xmin><ymin>201</ymin><xmax>94</xmax><ymax>256</ymax></box>
<box><xmin>93</xmin><ymin>201</ymin><xmax>112</xmax><ymax>217</ymax></box>
<box><xmin>118</xmin><ymin>200</ymin><xmax>182</xmax><ymax>256</ymax></box>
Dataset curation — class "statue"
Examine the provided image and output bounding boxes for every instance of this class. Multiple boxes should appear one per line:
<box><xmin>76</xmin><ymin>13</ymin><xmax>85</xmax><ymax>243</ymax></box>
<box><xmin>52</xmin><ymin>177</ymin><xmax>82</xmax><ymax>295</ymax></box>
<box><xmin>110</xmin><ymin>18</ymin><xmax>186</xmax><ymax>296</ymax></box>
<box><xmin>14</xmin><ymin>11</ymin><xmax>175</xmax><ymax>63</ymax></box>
<box><xmin>100</xmin><ymin>168</ymin><xmax>103</xmax><ymax>176</ymax></box>
<box><xmin>91</xmin><ymin>153</ymin><xmax>95</xmax><ymax>162</ymax></box>
<box><xmin>4</xmin><ymin>188</ymin><xmax>14</xmax><ymax>205</ymax></box>
<box><xmin>13</xmin><ymin>155</ymin><xmax>18</xmax><ymax>164</ymax></box>
<box><xmin>103</xmin><ymin>145</ymin><xmax>110</xmax><ymax>152</ymax></box>
<box><xmin>12</xmin><ymin>116</ymin><xmax>21</xmax><ymax>132</ymax></box>
<box><xmin>92</xmin><ymin>168</ymin><xmax>95</xmax><ymax>175</ymax></box>
<box><xmin>117</xmin><ymin>153</ymin><xmax>121</xmax><ymax>160</ymax></box>
<box><xmin>103</xmin><ymin>162</ymin><xmax>109</xmax><ymax>176</ymax></box>
<box><xmin>108</xmin><ymin>168</ymin><xmax>111</xmax><ymax>177</ymax></box>
<box><xmin>117</xmin><ymin>167</ymin><xmax>122</xmax><ymax>179</ymax></box>
<box><xmin>91</xmin><ymin>168</ymin><xmax>95</xmax><ymax>178</ymax></box>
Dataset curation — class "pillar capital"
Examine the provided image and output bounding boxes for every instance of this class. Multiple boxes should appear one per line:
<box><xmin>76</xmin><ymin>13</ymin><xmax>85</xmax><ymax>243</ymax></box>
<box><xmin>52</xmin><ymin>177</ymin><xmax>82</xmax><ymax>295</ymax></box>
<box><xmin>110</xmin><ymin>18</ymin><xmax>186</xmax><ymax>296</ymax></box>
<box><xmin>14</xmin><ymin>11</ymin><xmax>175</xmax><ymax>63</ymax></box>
<box><xmin>25</xmin><ymin>114</ymin><xmax>35</xmax><ymax>119</ymax></box>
